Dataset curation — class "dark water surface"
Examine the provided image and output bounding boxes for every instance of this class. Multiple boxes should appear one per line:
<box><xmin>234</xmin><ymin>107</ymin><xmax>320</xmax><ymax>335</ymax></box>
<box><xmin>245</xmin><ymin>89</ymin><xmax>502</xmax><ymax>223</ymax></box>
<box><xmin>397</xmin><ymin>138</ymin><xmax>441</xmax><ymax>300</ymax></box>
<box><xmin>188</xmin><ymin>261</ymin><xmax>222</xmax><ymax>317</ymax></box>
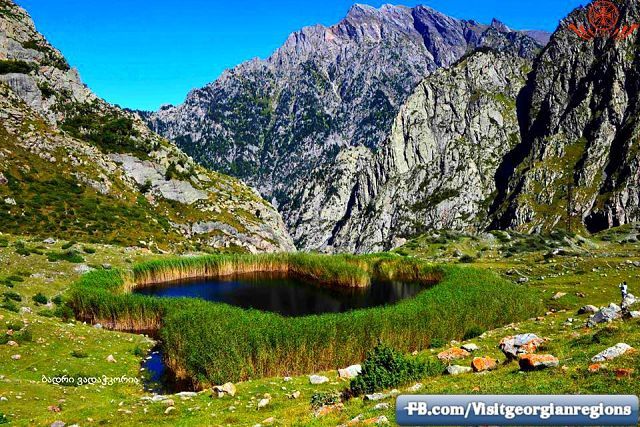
<box><xmin>134</xmin><ymin>272</ymin><xmax>424</xmax><ymax>316</ymax></box>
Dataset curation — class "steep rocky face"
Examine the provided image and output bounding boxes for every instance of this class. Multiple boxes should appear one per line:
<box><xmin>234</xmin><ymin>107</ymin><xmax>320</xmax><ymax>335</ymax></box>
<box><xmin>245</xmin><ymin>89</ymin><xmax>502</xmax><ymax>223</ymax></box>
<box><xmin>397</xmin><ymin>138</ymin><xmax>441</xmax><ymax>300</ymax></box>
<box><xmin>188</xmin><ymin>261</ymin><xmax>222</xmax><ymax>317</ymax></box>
<box><xmin>0</xmin><ymin>0</ymin><xmax>294</xmax><ymax>253</ymax></box>
<box><xmin>493</xmin><ymin>1</ymin><xmax>640</xmax><ymax>234</ymax></box>
<box><xmin>146</xmin><ymin>4</ymin><xmax>545</xmax><ymax>249</ymax></box>
<box><xmin>289</xmin><ymin>49</ymin><xmax>529</xmax><ymax>252</ymax></box>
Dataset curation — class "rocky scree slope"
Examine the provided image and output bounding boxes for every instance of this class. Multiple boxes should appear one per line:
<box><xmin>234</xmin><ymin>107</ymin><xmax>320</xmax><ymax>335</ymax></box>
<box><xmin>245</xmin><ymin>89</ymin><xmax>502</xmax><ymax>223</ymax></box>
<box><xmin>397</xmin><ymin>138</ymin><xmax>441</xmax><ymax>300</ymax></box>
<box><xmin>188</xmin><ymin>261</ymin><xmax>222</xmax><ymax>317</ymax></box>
<box><xmin>492</xmin><ymin>1</ymin><xmax>640</xmax><ymax>234</ymax></box>
<box><xmin>144</xmin><ymin>4</ymin><xmax>546</xmax><ymax>250</ymax></box>
<box><xmin>0</xmin><ymin>0</ymin><xmax>294</xmax><ymax>253</ymax></box>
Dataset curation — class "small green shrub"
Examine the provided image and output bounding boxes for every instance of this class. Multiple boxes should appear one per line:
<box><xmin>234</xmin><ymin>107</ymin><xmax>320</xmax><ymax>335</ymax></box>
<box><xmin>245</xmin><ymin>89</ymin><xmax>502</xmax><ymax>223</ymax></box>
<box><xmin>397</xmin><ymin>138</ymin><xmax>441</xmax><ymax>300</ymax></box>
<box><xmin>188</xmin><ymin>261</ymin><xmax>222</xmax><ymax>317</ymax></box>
<box><xmin>6</xmin><ymin>275</ymin><xmax>24</xmax><ymax>283</ymax></box>
<box><xmin>61</xmin><ymin>241</ymin><xmax>76</xmax><ymax>250</ymax></box>
<box><xmin>32</xmin><ymin>292</ymin><xmax>48</xmax><ymax>305</ymax></box>
<box><xmin>1</xmin><ymin>301</ymin><xmax>18</xmax><ymax>312</ymax></box>
<box><xmin>0</xmin><ymin>412</ymin><xmax>8</xmax><ymax>424</ymax></box>
<box><xmin>52</xmin><ymin>295</ymin><xmax>63</xmax><ymax>306</ymax></box>
<box><xmin>14</xmin><ymin>328</ymin><xmax>32</xmax><ymax>343</ymax></box>
<box><xmin>132</xmin><ymin>346</ymin><xmax>146</xmax><ymax>357</ymax></box>
<box><xmin>2</xmin><ymin>292</ymin><xmax>22</xmax><ymax>302</ymax></box>
<box><xmin>463</xmin><ymin>326</ymin><xmax>485</xmax><ymax>340</ymax></box>
<box><xmin>429</xmin><ymin>338</ymin><xmax>446</xmax><ymax>349</ymax></box>
<box><xmin>349</xmin><ymin>343</ymin><xmax>437</xmax><ymax>396</ymax></box>
<box><xmin>82</xmin><ymin>246</ymin><xmax>96</xmax><ymax>254</ymax></box>
<box><xmin>459</xmin><ymin>254</ymin><xmax>476</xmax><ymax>263</ymax></box>
<box><xmin>311</xmin><ymin>391</ymin><xmax>342</xmax><ymax>409</ymax></box>
<box><xmin>53</xmin><ymin>304</ymin><xmax>74</xmax><ymax>321</ymax></box>
<box><xmin>71</xmin><ymin>350</ymin><xmax>89</xmax><ymax>358</ymax></box>
<box><xmin>47</xmin><ymin>250</ymin><xmax>84</xmax><ymax>263</ymax></box>
<box><xmin>0</xmin><ymin>59</ymin><xmax>36</xmax><ymax>74</ymax></box>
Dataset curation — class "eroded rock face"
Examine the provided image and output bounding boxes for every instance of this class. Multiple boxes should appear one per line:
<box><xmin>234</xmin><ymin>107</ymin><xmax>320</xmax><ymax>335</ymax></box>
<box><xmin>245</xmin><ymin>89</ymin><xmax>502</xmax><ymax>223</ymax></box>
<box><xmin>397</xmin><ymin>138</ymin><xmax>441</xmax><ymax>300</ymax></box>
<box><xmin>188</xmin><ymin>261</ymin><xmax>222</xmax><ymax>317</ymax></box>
<box><xmin>291</xmin><ymin>50</ymin><xmax>529</xmax><ymax>252</ymax></box>
<box><xmin>494</xmin><ymin>2</ymin><xmax>640</xmax><ymax>233</ymax></box>
<box><xmin>146</xmin><ymin>5</ymin><xmax>545</xmax><ymax>251</ymax></box>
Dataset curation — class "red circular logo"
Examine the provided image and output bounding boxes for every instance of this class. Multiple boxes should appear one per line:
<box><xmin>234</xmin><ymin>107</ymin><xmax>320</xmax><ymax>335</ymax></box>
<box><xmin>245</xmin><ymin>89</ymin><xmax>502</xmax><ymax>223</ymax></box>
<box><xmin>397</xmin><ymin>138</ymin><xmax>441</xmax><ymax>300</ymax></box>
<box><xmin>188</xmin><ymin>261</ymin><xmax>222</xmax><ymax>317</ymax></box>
<box><xmin>588</xmin><ymin>0</ymin><xmax>620</xmax><ymax>32</ymax></box>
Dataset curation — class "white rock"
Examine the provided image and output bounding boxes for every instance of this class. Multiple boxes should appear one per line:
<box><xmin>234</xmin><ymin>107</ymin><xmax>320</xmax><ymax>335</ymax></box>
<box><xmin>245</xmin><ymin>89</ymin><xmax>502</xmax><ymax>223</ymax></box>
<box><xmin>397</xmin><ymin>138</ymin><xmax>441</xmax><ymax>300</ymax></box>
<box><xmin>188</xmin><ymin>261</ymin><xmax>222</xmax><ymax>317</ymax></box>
<box><xmin>106</xmin><ymin>354</ymin><xmax>117</xmax><ymax>363</ymax></box>
<box><xmin>461</xmin><ymin>343</ymin><xmax>479</xmax><ymax>352</ymax></box>
<box><xmin>257</xmin><ymin>398</ymin><xmax>270</xmax><ymax>409</ymax></box>
<box><xmin>337</xmin><ymin>364</ymin><xmax>362</xmax><ymax>379</ymax></box>
<box><xmin>445</xmin><ymin>365</ymin><xmax>472</xmax><ymax>375</ymax></box>
<box><xmin>309</xmin><ymin>375</ymin><xmax>329</xmax><ymax>385</ymax></box>
<box><xmin>591</xmin><ymin>343</ymin><xmax>634</xmax><ymax>362</ymax></box>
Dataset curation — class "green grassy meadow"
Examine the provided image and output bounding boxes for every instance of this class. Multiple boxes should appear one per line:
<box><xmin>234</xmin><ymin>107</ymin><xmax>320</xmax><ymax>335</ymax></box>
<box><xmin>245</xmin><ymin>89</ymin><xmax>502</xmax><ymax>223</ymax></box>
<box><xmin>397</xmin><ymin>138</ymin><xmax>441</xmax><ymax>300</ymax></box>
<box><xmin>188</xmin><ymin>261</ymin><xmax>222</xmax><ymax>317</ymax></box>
<box><xmin>0</xmin><ymin>228</ymin><xmax>638</xmax><ymax>426</ymax></box>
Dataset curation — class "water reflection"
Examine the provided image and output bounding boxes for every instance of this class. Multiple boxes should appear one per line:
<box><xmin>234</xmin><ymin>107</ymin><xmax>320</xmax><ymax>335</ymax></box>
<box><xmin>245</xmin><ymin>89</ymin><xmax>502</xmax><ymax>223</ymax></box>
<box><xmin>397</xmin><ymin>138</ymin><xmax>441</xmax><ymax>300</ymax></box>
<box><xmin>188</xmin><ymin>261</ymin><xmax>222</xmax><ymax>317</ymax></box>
<box><xmin>134</xmin><ymin>272</ymin><xmax>424</xmax><ymax>317</ymax></box>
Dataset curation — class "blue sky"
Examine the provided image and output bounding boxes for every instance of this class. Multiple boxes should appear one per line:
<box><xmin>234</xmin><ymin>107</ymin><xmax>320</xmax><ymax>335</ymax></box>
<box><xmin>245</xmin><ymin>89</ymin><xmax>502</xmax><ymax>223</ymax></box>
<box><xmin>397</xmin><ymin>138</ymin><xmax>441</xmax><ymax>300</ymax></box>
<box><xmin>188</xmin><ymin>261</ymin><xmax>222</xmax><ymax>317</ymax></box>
<box><xmin>15</xmin><ymin>0</ymin><xmax>583</xmax><ymax>111</ymax></box>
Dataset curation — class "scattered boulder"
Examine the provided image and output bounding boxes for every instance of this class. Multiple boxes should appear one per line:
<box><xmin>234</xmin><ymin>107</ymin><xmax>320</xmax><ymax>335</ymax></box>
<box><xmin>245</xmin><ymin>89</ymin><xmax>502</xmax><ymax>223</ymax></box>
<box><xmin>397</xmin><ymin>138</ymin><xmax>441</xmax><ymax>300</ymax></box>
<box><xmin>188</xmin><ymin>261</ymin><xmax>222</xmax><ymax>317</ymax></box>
<box><xmin>164</xmin><ymin>406</ymin><xmax>176</xmax><ymax>415</ymax></box>
<box><xmin>623</xmin><ymin>293</ymin><xmax>637</xmax><ymax>308</ymax></box>
<box><xmin>406</xmin><ymin>383</ymin><xmax>423</xmax><ymax>392</ymax></box>
<box><xmin>519</xmin><ymin>354</ymin><xmax>559</xmax><ymax>370</ymax></box>
<box><xmin>106</xmin><ymin>355</ymin><xmax>117</xmax><ymax>363</ymax></box>
<box><xmin>50</xmin><ymin>422</ymin><xmax>65</xmax><ymax>427</ymax></box>
<box><xmin>7</xmin><ymin>341</ymin><xmax>17</xmax><ymax>347</ymax></box>
<box><xmin>628</xmin><ymin>311</ymin><xmax>640</xmax><ymax>319</ymax></box>
<box><xmin>437</xmin><ymin>347</ymin><xmax>470</xmax><ymax>362</ymax></box>
<box><xmin>283</xmin><ymin>376</ymin><xmax>292</xmax><ymax>382</ymax></box>
<box><xmin>288</xmin><ymin>391</ymin><xmax>300</xmax><ymax>399</ymax></box>
<box><xmin>615</xmin><ymin>368</ymin><xmax>634</xmax><ymax>378</ymax></box>
<box><xmin>11</xmin><ymin>354</ymin><xmax>20</xmax><ymax>360</ymax></box>
<box><xmin>257</xmin><ymin>398</ymin><xmax>270</xmax><ymax>409</ymax></box>
<box><xmin>0</xmin><ymin>172</ymin><xmax>7</xmax><ymax>185</ymax></box>
<box><xmin>176</xmin><ymin>392</ymin><xmax>197</xmax><ymax>399</ymax></box>
<box><xmin>374</xmin><ymin>403</ymin><xmax>390</xmax><ymax>410</ymax></box>
<box><xmin>314</xmin><ymin>403</ymin><xmax>343</xmax><ymax>418</ymax></box>
<box><xmin>365</xmin><ymin>393</ymin><xmax>390</xmax><ymax>401</ymax></box>
<box><xmin>309</xmin><ymin>375</ymin><xmax>329</xmax><ymax>385</ymax></box>
<box><xmin>471</xmin><ymin>357</ymin><xmax>497</xmax><ymax>372</ymax></box>
<box><xmin>587</xmin><ymin>304</ymin><xmax>622</xmax><ymax>327</ymax></box>
<box><xmin>338</xmin><ymin>364</ymin><xmax>362</xmax><ymax>379</ymax></box>
<box><xmin>212</xmin><ymin>382</ymin><xmax>236</xmax><ymax>398</ymax></box>
<box><xmin>74</xmin><ymin>264</ymin><xmax>94</xmax><ymax>274</ymax></box>
<box><xmin>552</xmin><ymin>292</ymin><xmax>567</xmax><ymax>300</ymax></box>
<box><xmin>445</xmin><ymin>365</ymin><xmax>472</xmax><ymax>375</ymax></box>
<box><xmin>261</xmin><ymin>417</ymin><xmax>275</xmax><ymax>425</ymax></box>
<box><xmin>162</xmin><ymin>399</ymin><xmax>175</xmax><ymax>407</ymax></box>
<box><xmin>591</xmin><ymin>343</ymin><xmax>635</xmax><ymax>362</ymax></box>
<box><xmin>362</xmin><ymin>415</ymin><xmax>389</xmax><ymax>425</ymax></box>
<box><xmin>578</xmin><ymin>305</ymin><xmax>599</xmax><ymax>315</ymax></box>
<box><xmin>461</xmin><ymin>343</ymin><xmax>479</xmax><ymax>352</ymax></box>
<box><xmin>588</xmin><ymin>363</ymin><xmax>605</xmax><ymax>373</ymax></box>
<box><xmin>43</xmin><ymin>237</ymin><xmax>56</xmax><ymax>244</ymax></box>
<box><xmin>4</xmin><ymin>198</ymin><xmax>16</xmax><ymax>206</ymax></box>
<box><xmin>499</xmin><ymin>334</ymin><xmax>545</xmax><ymax>360</ymax></box>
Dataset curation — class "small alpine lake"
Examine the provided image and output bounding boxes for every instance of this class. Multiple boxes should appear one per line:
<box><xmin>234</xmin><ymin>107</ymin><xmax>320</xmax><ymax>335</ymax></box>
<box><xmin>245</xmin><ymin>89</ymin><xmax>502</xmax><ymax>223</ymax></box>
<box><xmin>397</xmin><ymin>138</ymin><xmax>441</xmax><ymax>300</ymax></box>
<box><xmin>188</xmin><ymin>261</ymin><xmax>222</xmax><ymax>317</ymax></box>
<box><xmin>133</xmin><ymin>272</ymin><xmax>424</xmax><ymax>317</ymax></box>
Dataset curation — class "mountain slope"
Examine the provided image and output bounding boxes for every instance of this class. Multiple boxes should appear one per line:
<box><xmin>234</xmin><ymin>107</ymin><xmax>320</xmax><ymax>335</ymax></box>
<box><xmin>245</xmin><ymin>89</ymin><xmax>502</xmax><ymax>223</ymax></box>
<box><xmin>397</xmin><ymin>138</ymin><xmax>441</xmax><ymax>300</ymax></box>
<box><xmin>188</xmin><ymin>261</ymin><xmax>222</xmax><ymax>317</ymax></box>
<box><xmin>145</xmin><ymin>4</ymin><xmax>546</xmax><ymax>250</ymax></box>
<box><xmin>493</xmin><ymin>1</ymin><xmax>640</xmax><ymax>234</ymax></box>
<box><xmin>0</xmin><ymin>0</ymin><xmax>294</xmax><ymax>253</ymax></box>
<box><xmin>289</xmin><ymin>49</ymin><xmax>530</xmax><ymax>252</ymax></box>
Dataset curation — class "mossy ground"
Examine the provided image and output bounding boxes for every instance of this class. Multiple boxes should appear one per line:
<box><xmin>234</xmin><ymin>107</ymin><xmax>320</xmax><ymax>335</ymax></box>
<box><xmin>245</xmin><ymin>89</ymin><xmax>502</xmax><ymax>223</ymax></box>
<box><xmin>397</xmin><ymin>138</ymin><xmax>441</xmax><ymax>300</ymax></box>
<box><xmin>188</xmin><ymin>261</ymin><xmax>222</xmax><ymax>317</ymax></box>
<box><xmin>0</xmin><ymin>229</ymin><xmax>639</xmax><ymax>426</ymax></box>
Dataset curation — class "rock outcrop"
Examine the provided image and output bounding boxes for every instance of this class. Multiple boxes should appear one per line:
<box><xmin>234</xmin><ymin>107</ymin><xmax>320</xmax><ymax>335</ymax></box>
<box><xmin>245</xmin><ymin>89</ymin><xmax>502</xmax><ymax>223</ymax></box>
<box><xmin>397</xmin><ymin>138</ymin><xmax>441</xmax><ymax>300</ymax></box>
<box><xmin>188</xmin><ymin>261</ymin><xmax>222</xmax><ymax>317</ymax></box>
<box><xmin>493</xmin><ymin>2</ymin><xmax>640</xmax><ymax>233</ymax></box>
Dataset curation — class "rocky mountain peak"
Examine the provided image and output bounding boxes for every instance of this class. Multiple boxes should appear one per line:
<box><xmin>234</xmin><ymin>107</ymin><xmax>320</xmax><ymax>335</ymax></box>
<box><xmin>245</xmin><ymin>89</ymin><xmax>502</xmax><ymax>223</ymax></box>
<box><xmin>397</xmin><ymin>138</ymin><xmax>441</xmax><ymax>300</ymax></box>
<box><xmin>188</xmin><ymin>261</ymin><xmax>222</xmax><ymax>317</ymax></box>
<box><xmin>145</xmin><ymin>3</ymin><xmax>551</xmax><ymax>251</ymax></box>
<box><xmin>490</xmin><ymin>18</ymin><xmax>510</xmax><ymax>32</ymax></box>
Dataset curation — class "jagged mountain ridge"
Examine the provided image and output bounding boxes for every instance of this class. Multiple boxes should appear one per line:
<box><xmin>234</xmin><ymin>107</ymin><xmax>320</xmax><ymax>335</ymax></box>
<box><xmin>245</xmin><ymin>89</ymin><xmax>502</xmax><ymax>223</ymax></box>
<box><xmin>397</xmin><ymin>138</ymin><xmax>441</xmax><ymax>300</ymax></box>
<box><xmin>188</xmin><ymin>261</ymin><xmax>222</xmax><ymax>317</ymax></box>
<box><xmin>0</xmin><ymin>0</ymin><xmax>294</xmax><ymax>253</ymax></box>
<box><xmin>145</xmin><ymin>3</ymin><xmax>547</xmax><ymax>251</ymax></box>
